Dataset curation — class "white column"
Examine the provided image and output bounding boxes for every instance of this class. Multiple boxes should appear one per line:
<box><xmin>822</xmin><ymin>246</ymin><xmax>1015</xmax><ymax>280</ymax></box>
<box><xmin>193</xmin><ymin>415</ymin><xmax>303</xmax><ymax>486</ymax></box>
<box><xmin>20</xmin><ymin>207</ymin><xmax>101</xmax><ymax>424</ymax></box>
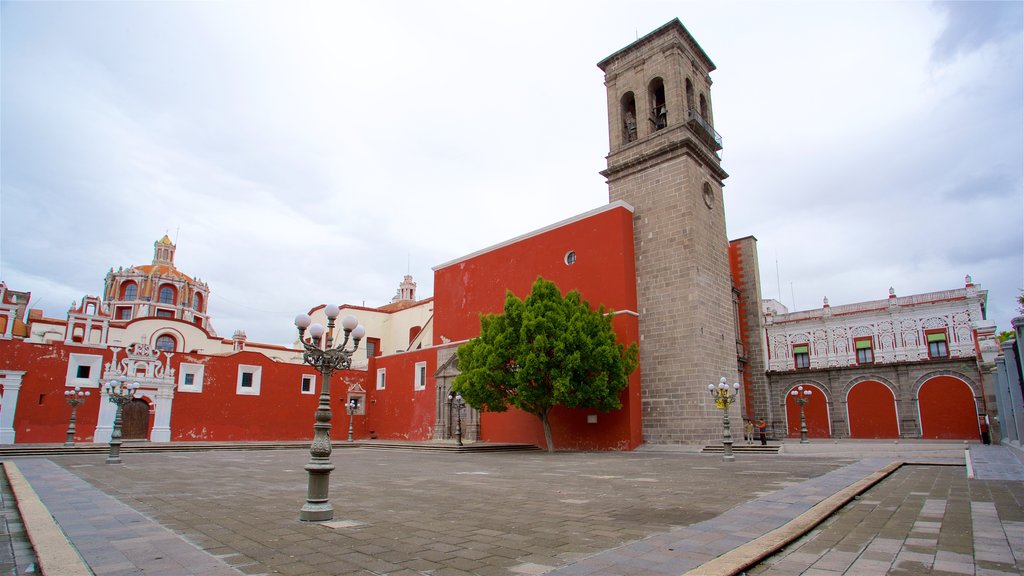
<box><xmin>150</xmin><ymin>388</ymin><xmax>174</xmax><ymax>442</ymax></box>
<box><xmin>92</xmin><ymin>390</ymin><xmax>117</xmax><ymax>443</ymax></box>
<box><xmin>0</xmin><ymin>371</ymin><xmax>26</xmax><ymax>443</ymax></box>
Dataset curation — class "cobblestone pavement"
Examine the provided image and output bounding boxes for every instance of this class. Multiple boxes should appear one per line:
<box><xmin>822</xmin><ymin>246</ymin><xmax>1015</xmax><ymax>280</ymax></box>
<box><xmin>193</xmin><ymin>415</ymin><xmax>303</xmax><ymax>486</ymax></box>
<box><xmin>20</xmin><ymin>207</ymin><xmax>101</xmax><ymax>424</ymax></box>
<box><xmin>744</xmin><ymin>444</ymin><xmax>1024</xmax><ymax>576</ymax></box>
<box><xmin>6</xmin><ymin>444</ymin><xmax>1023</xmax><ymax>576</ymax></box>
<box><xmin>747</xmin><ymin>463</ymin><xmax>1024</xmax><ymax>575</ymax></box>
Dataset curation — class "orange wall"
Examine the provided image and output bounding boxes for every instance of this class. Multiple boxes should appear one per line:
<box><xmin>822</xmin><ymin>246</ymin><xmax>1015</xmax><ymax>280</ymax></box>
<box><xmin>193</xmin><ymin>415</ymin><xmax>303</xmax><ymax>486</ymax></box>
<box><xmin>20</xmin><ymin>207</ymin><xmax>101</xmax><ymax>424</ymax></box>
<box><xmin>847</xmin><ymin>381</ymin><xmax>899</xmax><ymax>439</ymax></box>
<box><xmin>432</xmin><ymin>205</ymin><xmax>642</xmax><ymax>450</ymax></box>
<box><xmin>918</xmin><ymin>376</ymin><xmax>980</xmax><ymax>440</ymax></box>
<box><xmin>785</xmin><ymin>387</ymin><xmax>831</xmax><ymax>438</ymax></box>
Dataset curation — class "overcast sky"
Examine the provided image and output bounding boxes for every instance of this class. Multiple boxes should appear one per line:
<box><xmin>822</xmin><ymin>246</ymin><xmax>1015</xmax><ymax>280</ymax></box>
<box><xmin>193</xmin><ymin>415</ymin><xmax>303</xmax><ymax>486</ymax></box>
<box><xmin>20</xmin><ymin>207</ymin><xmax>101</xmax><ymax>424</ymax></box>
<box><xmin>2</xmin><ymin>1</ymin><xmax>1021</xmax><ymax>346</ymax></box>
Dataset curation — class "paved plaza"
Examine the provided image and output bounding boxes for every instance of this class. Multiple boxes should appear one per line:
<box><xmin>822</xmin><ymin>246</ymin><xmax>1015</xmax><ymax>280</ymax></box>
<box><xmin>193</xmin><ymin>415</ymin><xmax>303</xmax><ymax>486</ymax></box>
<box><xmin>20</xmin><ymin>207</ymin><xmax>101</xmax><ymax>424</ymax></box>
<box><xmin>2</xmin><ymin>442</ymin><xmax>1023</xmax><ymax>575</ymax></box>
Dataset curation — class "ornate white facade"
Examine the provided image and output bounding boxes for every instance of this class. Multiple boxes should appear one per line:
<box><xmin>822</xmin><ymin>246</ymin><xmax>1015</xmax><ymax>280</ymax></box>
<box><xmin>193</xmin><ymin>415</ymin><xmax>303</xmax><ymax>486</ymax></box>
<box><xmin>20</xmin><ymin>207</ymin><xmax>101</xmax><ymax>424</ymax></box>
<box><xmin>765</xmin><ymin>278</ymin><xmax>993</xmax><ymax>372</ymax></box>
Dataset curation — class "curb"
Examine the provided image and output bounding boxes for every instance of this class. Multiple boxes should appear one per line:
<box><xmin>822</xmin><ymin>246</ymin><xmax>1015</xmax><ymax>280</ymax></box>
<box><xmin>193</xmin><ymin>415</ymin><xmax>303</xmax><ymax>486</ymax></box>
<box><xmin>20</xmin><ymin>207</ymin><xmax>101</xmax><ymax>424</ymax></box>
<box><xmin>682</xmin><ymin>459</ymin><xmax>965</xmax><ymax>576</ymax></box>
<box><xmin>3</xmin><ymin>461</ymin><xmax>92</xmax><ymax>576</ymax></box>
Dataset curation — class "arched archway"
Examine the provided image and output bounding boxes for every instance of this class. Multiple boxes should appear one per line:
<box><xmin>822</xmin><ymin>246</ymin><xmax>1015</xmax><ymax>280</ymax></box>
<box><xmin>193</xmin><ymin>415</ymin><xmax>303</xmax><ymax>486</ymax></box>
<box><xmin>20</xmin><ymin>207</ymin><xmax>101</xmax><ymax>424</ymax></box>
<box><xmin>918</xmin><ymin>376</ymin><xmax>978</xmax><ymax>439</ymax></box>
<box><xmin>847</xmin><ymin>380</ymin><xmax>899</xmax><ymax>438</ymax></box>
<box><xmin>785</xmin><ymin>385</ymin><xmax>830</xmax><ymax>438</ymax></box>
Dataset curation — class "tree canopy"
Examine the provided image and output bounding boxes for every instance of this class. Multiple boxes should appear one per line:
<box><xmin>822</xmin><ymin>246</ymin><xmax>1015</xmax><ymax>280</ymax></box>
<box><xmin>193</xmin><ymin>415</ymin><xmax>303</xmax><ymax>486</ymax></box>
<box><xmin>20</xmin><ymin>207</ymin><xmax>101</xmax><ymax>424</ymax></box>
<box><xmin>452</xmin><ymin>277</ymin><xmax>638</xmax><ymax>452</ymax></box>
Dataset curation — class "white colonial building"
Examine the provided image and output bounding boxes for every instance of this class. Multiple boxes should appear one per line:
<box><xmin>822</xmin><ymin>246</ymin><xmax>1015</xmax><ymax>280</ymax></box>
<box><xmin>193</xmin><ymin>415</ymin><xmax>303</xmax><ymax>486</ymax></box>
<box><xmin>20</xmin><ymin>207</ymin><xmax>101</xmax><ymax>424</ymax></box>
<box><xmin>760</xmin><ymin>276</ymin><xmax>1000</xmax><ymax>441</ymax></box>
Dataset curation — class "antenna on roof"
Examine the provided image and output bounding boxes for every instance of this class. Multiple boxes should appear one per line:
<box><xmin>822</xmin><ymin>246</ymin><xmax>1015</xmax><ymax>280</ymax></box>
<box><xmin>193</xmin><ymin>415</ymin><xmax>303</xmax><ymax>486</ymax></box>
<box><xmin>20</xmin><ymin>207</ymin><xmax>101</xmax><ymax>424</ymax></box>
<box><xmin>174</xmin><ymin>226</ymin><xmax>180</xmax><ymax>245</ymax></box>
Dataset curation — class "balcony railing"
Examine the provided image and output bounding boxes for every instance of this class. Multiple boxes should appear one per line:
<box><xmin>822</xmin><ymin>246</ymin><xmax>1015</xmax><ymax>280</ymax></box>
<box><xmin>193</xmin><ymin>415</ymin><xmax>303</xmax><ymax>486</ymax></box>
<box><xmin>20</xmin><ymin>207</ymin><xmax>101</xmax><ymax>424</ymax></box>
<box><xmin>687</xmin><ymin>108</ymin><xmax>723</xmax><ymax>151</ymax></box>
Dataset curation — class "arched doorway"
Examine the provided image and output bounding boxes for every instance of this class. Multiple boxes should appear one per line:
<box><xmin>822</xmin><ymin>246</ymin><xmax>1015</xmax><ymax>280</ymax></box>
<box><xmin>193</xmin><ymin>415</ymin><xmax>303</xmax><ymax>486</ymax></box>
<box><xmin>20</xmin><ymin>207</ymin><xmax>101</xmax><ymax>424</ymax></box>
<box><xmin>847</xmin><ymin>380</ymin><xmax>899</xmax><ymax>438</ymax></box>
<box><xmin>918</xmin><ymin>376</ymin><xmax>978</xmax><ymax>439</ymax></box>
<box><xmin>785</xmin><ymin>385</ymin><xmax>831</xmax><ymax>438</ymax></box>
<box><xmin>121</xmin><ymin>399</ymin><xmax>150</xmax><ymax>440</ymax></box>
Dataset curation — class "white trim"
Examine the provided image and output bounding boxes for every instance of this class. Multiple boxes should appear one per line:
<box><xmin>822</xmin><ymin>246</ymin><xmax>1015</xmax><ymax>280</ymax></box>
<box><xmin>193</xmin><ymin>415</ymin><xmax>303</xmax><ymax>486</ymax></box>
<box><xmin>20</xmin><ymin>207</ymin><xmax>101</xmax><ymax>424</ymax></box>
<box><xmin>301</xmin><ymin>374</ymin><xmax>316</xmax><ymax>395</ymax></box>
<box><xmin>376</xmin><ymin>368</ymin><xmax>386</xmax><ymax>391</ymax></box>
<box><xmin>433</xmin><ymin>201</ymin><xmax>635</xmax><ymax>271</ymax></box>
<box><xmin>414</xmin><ymin>361</ymin><xmax>427</xmax><ymax>391</ymax></box>
<box><xmin>236</xmin><ymin>365</ymin><xmax>262</xmax><ymax>395</ymax></box>
<box><xmin>66</xmin><ymin>353</ymin><xmax>104</xmax><ymax>389</ymax></box>
<box><xmin>177</xmin><ymin>363</ymin><xmax>205</xmax><ymax>393</ymax></box>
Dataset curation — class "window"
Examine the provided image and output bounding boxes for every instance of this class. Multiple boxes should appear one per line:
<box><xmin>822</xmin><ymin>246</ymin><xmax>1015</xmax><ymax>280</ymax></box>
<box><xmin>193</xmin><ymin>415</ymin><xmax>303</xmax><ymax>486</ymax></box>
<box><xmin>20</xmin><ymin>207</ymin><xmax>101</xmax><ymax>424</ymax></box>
<box><xmin>66</xmin><ymin>353</ymin><xmax>103</xmax><ymax>388</ymax></box>
<box><xmin>178</xmin><ymin>363</ymin><xmax>204</xmax><ymax>393</ymax></box>
<box><xmin>236</xmin><ymin>365</ymin><xmax>262</xmax><ymax>395</ymax></box>
<box><xmin>155</xmin><ymin>335</ymin><xmax>176</xmax><ymax>352</ymax></box>
<box><xmin>156</xmin><ymin>309</ymin><xmax>174</xmax><ymax>318</ymax></box>
<box><xmin>376</xmin><ymin>368</ymin><xmax>386</xmax><ymax>390</ymax></box>
<box><xmin>685</xmin><ymin>78</ymin><xmax>694</xmax><ymax>111</ymax></box>
<box><xmin>620</xmin><ymin>92</ymin><xmax>637</xmax><ymax>143</ymax></box>
<box><xmin>649</xmin><ymin>77</ymin><xmax>667</xmax><ymax>130</ymax></box>
<box><xmin>564</xmin><ymin>250</ymin><xmax>577</xmax><ymax>265</ymax></box>
<box><xmin>855</xmin><ymin>337</ymin><xmax>874</xmax><ymax>364</ymax></box>
<box><xmin>193</xmin><ymin>293</ymin><xmax>203</xmax><ymax>311</ymax></box>
<box><xmin>699</xmin><ymin>93</ymin><xmax>708</xmax><ymax>119</ymax></box>
<box><xmin>159</xmin><ymin>285</ymin><xmax>174</xmax><ymax>305</ymax></box>
<box><xmin>366</xmin><ymin>337</ymin><xmax>381</xmax><ymax>358</ymax></box>
<box><xmin>926</xmin><ymin>330</ymin><xmax>949</xmax><ymax>358</ymax></box>
<box><xmin>793</xmin><ymin>344</ymin><xmax>810</xmax><ymax>369</ymax></box>
<box><xmin>301</xmin><ymin>375</ymin><xmax>315</xmax><ymax>395</ymax></box>
<box><xmin>116</xmin><ymin>306</ymin><xmax>132</xmax><ymax>320</ymax></box>
<box><xmin>123</xmin><ymin>283</ymin><xmax>137</xmax><ymax>301</ymax></box>
<box><xmin>414</xmin><ymin>361</ymin><xmax>427</xmax><ymax>391</ymax></box>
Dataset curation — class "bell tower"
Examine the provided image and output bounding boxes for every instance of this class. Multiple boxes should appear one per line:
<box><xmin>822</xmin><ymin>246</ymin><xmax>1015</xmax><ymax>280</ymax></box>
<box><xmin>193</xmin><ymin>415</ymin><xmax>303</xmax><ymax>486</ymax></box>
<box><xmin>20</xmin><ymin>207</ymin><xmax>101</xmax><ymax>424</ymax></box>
<box><xmin>598</xmin><ymin>19</ymin><xmax>736</xmax><ymax>444</ymax></box>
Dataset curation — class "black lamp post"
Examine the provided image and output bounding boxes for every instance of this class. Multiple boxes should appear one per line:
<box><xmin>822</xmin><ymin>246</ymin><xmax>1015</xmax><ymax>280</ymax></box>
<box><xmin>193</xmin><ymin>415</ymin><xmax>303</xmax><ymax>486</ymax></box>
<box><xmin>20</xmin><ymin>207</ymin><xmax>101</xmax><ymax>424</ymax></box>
<box><xmin>346</xmin><ymin>398</ymin><xmax>358</xmax><ymax>442</ymax></box>
<box><xmin>64</xmin><ymin>386</ymin><xmax>91</xmax><ymax>446</ymax></box>
<box><xmin>294</xmin><ymin>305</ymin><xmax>365</xmax><ymax>522</ymax></box>
<box><xmin>104</xmin><ymin>380</ymin><xmax>139</xmax><ymax>464</ymax></box>
<box><xmin>708</xmin><ymin>377</ymin><xmax>741</xmax><ymax>462</ymax></box>
<box><xmin>790</xmin><ymin>385</ymin><xmax>812</xmax><ymax>444</ymax></box>
<box><xmin>448</xmin><ymin>391</ymin><xmax>464</xmax><ymax>447</ymax></box>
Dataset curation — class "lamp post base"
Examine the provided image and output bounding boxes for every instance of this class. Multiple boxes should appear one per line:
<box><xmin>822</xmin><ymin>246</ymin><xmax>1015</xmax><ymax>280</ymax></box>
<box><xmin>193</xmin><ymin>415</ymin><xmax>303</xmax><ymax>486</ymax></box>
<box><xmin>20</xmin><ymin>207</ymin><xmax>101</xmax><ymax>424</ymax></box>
<box><xmin>300</xmin><ymin>459</ymin><xmax>335</xmax><ymax>522</ymax></box>
<box><xmin>299</xmin><ymin>503</ymin><xmax>334</xmax><ymax>522</ymax></box>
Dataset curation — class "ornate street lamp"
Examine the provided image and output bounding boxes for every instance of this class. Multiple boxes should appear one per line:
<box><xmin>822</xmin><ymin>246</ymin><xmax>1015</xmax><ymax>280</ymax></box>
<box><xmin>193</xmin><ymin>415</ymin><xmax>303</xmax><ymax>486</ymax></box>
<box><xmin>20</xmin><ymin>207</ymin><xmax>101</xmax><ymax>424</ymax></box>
<box><xmin>104</xmin><ymin>380</ymin><xmax>140</xmax><ymax>464</ymax></box>
<box><xmin>64</xmin><ymin>387</ymin><xmax>91</xmax><ymax>446</ymax></box>
<box><xmin>294</xmin><ymin>305</ymin><xmax>365</xmax><ymax>522</ymax></box>
<box><xmin>708</xmin><ymin>377</ymin><xmax>741</xmax><ymax>462</ymax></box>
<box><xmin>790</xmin><ymin>385</ymin><xmax>813</xmax><ymax>444</ymax></box>
<box><xmin>448</xmin><ymin>391</ymin><xmax>464</xmax><ymax>447</ymax></box>
<box><xmin>345</xmin><ymin>398</ymin><xmax>359</xmax><ymax>443</ymax></box>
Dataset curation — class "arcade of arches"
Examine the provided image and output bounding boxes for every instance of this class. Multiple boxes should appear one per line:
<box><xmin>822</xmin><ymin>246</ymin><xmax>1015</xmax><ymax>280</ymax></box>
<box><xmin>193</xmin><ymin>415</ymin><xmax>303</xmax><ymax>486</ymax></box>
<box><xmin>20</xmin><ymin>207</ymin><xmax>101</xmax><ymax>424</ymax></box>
<box><xmin>784</xmin><ymin>375</ymin><xmax>981</xmax><ymax>440</ymax></box>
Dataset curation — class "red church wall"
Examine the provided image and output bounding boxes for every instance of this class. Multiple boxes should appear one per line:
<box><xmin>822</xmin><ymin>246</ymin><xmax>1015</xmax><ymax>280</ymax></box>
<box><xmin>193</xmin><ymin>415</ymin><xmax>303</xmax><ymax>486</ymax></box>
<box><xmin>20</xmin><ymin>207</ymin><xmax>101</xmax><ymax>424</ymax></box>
<box><xmin>918</xmin><ymin>376</ymin><xmax>979</xmax><ymax>440</ymax></box>
<box><xmin>365</xmin><ymin>350</ymin><xmax>437</xmax><ymax>441</ymax></box>
<box><xmin>0</xmin><ymin>339</ymin><xmax>104</xmax><ymax>443</ymax></box>
<box><xmin>433</xmin><ymin>204</ymin><xmax>638</xmax><ymax>345</ymax></box>
<box><xmin>847</xmin><ymin>381</ymin><xmax>899</xmax><ymax>439</ymax></box>
<box><xmin>166</xmin><ymin>351</ymin><xmax>372</xmax><ymax>441</ymax></box>
<box><xmin>785</xmin><ymin>386</ymin><xmax>831</xmax><ymax>438</ymax></box>
<box><xmin>433</xmin><ymin>204</ymin><xmax>642</xmax><ymax>450</ymax></box>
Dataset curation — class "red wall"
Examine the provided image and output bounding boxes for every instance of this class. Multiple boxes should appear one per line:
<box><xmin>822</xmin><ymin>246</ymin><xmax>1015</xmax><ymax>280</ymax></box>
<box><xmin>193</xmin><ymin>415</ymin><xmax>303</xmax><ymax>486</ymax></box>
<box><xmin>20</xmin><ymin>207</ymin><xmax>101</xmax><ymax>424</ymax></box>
<box><xmin>918</xmin><ymin>376</ymin><xmax>980</xmax><ymax>440</ymax></box>
<box><xmin>0</xmin><ymin>339</ymin><xmax>103</xmax><ymax>443</ymax></box>
<box><xmin>366</xmin><ymin>350</ymin><xmax>437</xmax><ymax>441</ymax></box>
<box><xmin>432</xmin><ymin>204</ymin><xmax>642</xmax><ymax>450</ymax></box>
<box><xmin>847</xmin><ymin>381</ymin><xmax>899</xmax><ymax>439</ymax></box>
<box><xmin>0</xmin><ymin>338</ymin><xmax>374</xmax><ymax>444</ymax></box>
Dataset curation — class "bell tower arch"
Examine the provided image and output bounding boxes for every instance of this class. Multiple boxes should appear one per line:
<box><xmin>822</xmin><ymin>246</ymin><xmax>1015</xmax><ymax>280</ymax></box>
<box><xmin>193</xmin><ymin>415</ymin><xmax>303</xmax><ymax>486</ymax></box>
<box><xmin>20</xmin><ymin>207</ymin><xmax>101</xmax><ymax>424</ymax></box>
<box><xmin>598</xmin><ymin>19</ymin><xmax>735</xmax><ymax>444</ymax></box>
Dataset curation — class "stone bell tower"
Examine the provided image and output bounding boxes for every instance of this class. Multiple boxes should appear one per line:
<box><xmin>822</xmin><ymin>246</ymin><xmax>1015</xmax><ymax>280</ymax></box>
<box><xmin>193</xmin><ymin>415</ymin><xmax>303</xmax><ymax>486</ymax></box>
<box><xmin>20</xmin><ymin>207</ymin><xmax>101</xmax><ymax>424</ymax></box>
<box><xmin>598</xmin><ymin>19</ymin><xmax>736</xmax><ymax>444</ymax></box>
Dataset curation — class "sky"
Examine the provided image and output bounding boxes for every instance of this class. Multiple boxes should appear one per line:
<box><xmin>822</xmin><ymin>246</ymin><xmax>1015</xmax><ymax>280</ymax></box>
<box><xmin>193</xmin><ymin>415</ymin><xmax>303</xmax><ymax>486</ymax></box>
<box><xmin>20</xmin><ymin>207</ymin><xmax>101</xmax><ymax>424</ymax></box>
<box><xmin>1</xmin><ymin>0</ymin><xmax>1021</xmax><ymax>346</ymax></box>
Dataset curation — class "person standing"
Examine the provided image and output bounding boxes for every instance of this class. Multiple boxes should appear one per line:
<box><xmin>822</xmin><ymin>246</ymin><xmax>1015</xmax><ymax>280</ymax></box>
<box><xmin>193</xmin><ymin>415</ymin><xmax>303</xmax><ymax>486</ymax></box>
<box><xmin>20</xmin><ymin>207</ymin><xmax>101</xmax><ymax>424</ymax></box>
<box><xmin>756</xmin><ymin>419</ymin><xmax>767</xmax><ymax>446</ymax></box>
<box><xmin>744</xmin><ymin>419</ymin><xmax>754</xmax><ymax>445</ymax></box>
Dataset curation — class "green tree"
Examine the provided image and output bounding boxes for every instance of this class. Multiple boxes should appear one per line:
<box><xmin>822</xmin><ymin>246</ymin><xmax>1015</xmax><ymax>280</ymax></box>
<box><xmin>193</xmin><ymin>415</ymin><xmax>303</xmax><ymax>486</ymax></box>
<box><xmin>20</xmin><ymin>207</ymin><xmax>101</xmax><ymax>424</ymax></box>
<box><xmin>453</xmin><ymin>277</ymin><xmax>638</xmax><ymax>452</ymax></box>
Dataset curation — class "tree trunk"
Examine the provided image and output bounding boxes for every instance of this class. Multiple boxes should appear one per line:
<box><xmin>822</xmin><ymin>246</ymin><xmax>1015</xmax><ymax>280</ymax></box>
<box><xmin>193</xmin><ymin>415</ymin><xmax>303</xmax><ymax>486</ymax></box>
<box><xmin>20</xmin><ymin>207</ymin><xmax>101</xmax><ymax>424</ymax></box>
<box><xmin>539</xmin><ymin>411</ymin><xmax>554</xmax><ymax>453</ymax></box>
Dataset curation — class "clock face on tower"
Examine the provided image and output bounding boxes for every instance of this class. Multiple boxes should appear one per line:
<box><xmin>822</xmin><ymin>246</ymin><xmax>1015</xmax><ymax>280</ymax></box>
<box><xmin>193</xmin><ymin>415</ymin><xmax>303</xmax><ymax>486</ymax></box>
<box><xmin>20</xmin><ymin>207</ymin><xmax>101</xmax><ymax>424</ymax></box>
<box><xmin>702</xmin><ymin>182</ymin><xmax>715</xmax><ymax>209</ymax></box>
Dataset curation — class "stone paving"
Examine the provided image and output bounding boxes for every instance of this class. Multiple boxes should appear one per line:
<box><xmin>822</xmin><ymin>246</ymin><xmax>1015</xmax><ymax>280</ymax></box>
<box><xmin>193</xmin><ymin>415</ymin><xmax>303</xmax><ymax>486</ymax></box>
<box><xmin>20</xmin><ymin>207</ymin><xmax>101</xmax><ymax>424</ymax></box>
<box><xmin>3</xmin><ymin>443</ymin><xmax>1023</xmax><ymax>575</ymax></box>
